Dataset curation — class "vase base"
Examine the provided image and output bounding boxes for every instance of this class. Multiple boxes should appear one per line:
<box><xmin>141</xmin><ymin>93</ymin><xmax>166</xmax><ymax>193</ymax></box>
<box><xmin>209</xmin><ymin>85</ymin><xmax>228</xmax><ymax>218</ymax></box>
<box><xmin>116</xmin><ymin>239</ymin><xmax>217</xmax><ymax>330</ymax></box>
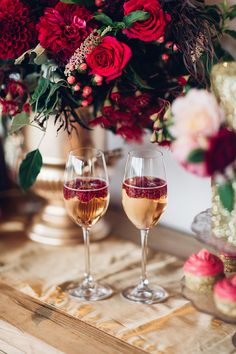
<box><xmin>28</xmin><ymin>204</ymin><xmax>111</xmax><ymax>246</ymax></box>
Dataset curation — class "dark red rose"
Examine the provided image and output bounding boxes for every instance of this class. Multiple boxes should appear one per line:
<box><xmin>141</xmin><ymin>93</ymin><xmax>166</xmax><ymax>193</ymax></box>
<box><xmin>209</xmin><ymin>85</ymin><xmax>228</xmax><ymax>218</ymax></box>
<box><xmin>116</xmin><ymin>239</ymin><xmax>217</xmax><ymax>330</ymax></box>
<box><xmin>86</xmin><ymin>36</ymin><xmax>132</xmax><ymax>83</ymax></box>
<box><xmin>205</xmin><ymin>128</ymin><xmax>236</xmax><ymax>175</ymax></box>
<box><xmin>0</xmin><ymin>0</ymin><xmax>37</xmax><ymax>60</ymax></box>
<box><xmin>123</xmin><ymin>0</ymin><xmax>171</xmax><ymax>42</ymax></box>
<box><xmin>37</xmin><ymin>3</ymin><xmax>95</xmax><ymax>62</ymax></box>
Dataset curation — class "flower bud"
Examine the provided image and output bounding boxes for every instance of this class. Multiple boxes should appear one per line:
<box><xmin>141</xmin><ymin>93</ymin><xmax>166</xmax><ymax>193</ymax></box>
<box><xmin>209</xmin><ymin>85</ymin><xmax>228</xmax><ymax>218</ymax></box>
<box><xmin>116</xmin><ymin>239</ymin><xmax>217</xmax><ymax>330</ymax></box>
<box><xmin>150</xmin><ymin>131</ymin><xmax>157</xmax><ymax>143</ymax></box>
<box><xmin>173</xmin><ymin>44</ymin><xmax>178</xmax><ymax>52</ymax></box>
<box><xmin>165</xmin><ymin>41</ymin><xmax>173</xmax><ymax>49</ymax></box>
<box><xmin>157</xmin><ymin>36</ymin><xmax>164</xmax><ymax>43</ymax></box>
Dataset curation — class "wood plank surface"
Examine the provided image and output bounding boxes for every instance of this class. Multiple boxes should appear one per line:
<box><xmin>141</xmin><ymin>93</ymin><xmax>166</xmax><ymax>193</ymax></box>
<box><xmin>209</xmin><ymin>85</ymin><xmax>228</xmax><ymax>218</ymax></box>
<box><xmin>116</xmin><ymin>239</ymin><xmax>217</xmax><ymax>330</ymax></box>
<box><xmin>0</xmin><ymin>282</ymin><xmax>145</xmax><ymax>354</ymax></box>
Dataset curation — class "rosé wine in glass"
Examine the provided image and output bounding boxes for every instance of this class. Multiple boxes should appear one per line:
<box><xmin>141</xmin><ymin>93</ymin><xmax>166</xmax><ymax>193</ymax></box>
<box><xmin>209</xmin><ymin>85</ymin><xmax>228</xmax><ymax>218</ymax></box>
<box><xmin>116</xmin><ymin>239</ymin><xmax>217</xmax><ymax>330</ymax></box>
<box><xmin>121</xmin><ymin>149</ymin><xmax>168</xmax><ymax>304</ymax></box>
<box><xmin>63</xmin><ymin>148</ymin><xmax>113</xmax><ymax>301</ymax></box>
<box><xmin>122</xmin><ymin>176</ymin><xmax>167</xmax><ymax>230</ymax></box>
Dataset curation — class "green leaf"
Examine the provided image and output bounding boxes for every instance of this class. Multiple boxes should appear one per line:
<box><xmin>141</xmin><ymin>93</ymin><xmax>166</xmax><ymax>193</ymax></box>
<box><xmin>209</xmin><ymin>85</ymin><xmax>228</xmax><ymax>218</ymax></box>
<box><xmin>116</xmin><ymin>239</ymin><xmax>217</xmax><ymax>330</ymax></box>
<box><xmin>94</xmin><ymin>13</ymin><xmax>113</xmax><ymax>26</ymax></box>
<box><xmin>60</xmin><ymin>0</ymin><xmax>94</xmax><ymax>6</ymax></box>
<box><xmin>125</xmin><ymin>65</ymin><xmax>153</xmax><ymax>90</ymax></box>
<box><xmin>19</xmin><ymin>149</ymin><xmax>43</xmax><ymax>191</ymax></box>
<box><xmin>187</xmin><ymin>149</ymin><xmax>205</xmax><ymax>163</ymax></box>
<box><xmin>224</xmin><ymin>29</ymin><xmax>236</xmax><ymax>39</ymax></box>
<box><xmin>123</xmin><ymin>10</ymin><xmax>150</xmax><ymax>28</ymax></box>
<box><xmin>218</xmin><ymin>182</ymin><xmax>234</xmax><ymax>212</ymax></box>
<box><xmin>30</xmin><ymin>78</ymin><xmax>49</xmax><ymax>106</ymax></box>
<box><xmin>9</xmin><ymin>113</ymin><xmax>30</xmax><ymax>134</ymax></box>
<box><xmin>225</xmin><ymin>5</ymin><xmax>236</xmax><ymax>19</ymax></box>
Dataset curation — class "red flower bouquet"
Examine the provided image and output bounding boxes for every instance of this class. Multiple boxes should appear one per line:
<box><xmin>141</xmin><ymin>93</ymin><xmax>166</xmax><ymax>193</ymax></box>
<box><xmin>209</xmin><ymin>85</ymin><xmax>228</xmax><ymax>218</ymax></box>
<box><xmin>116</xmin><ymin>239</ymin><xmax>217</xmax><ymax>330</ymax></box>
<box><xmin>0</xmin><ymin>0</ymin><xmax>235</xmax><ymax>189</ymax></box>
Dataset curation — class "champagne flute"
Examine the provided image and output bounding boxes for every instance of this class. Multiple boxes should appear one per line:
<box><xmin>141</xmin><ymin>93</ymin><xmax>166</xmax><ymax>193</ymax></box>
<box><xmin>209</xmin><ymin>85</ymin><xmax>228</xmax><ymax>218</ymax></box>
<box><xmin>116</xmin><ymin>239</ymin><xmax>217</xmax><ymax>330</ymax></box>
<box><xmin>122</xmin><ymin>148</ymin><xmax>168</xmax><ymax>304</ymax></box>
<box><xmin>63</xmin><ymin>148</ymin><xmax>113</xmax><ymax>300</ymax></box>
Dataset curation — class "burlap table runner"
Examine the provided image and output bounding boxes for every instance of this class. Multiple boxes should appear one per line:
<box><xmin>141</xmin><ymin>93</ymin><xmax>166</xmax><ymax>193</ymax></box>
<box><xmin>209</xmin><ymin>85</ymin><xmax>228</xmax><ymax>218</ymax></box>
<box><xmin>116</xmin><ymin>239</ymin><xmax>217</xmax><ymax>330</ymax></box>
<box><xmin>0</xmin><ymin>234</ymin><xmax>235</xmax><ymax>353</ymax></box>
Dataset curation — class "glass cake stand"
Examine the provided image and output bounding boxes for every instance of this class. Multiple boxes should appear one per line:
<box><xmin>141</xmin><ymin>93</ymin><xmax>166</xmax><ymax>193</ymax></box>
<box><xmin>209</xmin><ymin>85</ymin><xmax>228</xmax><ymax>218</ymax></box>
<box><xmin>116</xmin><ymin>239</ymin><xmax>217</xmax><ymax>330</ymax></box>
<box><xmin>181</xmin><ymin>209</ymin><xmax>236</xmax><ymax>324</ymax></box>
<box><xmin>191</xmin><ymin>209</ymin><xmax>236</xmax><ymax>256</ymax></box>
<box><xmin>182</xmin><ymin>281</ymin><xmax>236</xmax><ymax>324</ymax></box>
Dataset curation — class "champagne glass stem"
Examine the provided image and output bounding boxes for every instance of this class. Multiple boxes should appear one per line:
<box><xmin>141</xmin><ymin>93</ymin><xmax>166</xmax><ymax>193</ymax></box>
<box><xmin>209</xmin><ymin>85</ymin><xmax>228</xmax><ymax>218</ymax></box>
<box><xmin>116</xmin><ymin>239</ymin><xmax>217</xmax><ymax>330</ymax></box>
<box><xmin>140</xmin><ymin>229</ymin><xmax>149</xmax><ymax>288</ymax></box>
<box><xmin>82</xmin><ymin>227</ymin><xmax>92</xmax><ymax>284</ymax></box>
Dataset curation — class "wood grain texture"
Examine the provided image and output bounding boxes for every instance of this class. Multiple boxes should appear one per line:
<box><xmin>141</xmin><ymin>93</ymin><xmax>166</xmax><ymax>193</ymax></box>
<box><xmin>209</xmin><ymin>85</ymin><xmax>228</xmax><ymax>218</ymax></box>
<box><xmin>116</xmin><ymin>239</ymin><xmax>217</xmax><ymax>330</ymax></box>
<box><xmin>0</xmin><ymin>319</ymin><xmax>63</xmax><ymax>354</ymax></box>
<box><xmin>0</xmin><ymin>282</ymin><xmax>145</xmax><ymax>354</ymax></box>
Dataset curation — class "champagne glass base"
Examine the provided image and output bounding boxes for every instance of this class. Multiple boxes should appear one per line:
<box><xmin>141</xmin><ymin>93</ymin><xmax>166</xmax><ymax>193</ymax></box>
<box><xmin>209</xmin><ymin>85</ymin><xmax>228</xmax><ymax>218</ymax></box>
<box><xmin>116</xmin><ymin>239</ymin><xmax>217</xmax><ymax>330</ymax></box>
<box><xmin>68</xmin><ymin>281</ymin><xmax>113</xmax><ymax>301</ymax></box>
<box><xmin>122</xmin><ymin>284</ymin><xmax>168</xmax><ymax>304</ymax></box>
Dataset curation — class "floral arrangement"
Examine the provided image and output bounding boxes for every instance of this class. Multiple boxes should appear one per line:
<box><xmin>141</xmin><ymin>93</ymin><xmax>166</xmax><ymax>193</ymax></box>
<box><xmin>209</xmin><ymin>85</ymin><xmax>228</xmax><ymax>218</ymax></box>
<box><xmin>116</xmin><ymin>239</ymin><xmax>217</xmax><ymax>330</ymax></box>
<box><xmin>0</xmin><ymin>0</ymin><xmax>236</xmax><ymax>189</ymax></box>
<box><xmin>169</xmin><ymin>88</ymin><xmax>236</xmax><ymax>212</ymax></box>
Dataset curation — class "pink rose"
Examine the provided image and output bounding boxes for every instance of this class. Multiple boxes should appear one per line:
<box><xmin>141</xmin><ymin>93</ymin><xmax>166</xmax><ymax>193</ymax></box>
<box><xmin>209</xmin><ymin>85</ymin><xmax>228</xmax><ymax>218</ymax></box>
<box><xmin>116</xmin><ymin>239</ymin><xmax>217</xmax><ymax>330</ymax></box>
<box><xmin>171</xmin><ymin>89</ymin><xmax>224</xmax><ymax>138</ymax></box>
<box><xmin>86</xmin><ymin>36</ymin><xmax>132</xmax><ymax>83</ymax></box>
<box><xmin>123</xmin><ymin>0</ymin><xmax>171</xmax><ymax>42</ymax></box>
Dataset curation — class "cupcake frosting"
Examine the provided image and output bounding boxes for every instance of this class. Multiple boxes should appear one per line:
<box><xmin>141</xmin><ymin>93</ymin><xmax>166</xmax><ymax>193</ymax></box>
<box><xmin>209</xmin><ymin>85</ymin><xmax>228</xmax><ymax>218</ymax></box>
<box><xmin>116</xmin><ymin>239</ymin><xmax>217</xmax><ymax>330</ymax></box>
<box><xmin>214</xmin><ymin>276</ymin><xmax>236</xmax><ymax>301</ymax></box>
<box><xmin>184</xmin><ymin>249</ymin><xmax>224</xmax><ymax>276</ymax></box>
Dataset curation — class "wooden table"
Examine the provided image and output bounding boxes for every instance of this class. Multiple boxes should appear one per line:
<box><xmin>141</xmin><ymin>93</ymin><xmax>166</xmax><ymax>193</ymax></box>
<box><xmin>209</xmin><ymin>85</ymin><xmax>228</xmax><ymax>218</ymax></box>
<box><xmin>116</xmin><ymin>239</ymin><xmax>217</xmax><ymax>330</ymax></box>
<box><xmin>0</xmin><ymin>202</ymin><xmax>235</xmax><ymax>354</ymax></box>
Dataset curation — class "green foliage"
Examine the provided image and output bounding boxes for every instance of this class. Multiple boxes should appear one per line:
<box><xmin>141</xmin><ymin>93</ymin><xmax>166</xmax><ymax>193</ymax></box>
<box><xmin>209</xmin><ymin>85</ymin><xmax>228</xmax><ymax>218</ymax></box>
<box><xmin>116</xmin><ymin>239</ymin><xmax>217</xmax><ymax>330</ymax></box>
<box><xmin>60</xmin><ymin>0</ymin><xmax>94</xmax><ymax>7</ymax></box>
<box><xmin>225</xmin><ymin>5</ymin><xmax>236</xmax><ymax>20</ymax></box>
<box><xmin>125</xmin><ymin>65</ymin><xmax>153</xmax><ymax>90</ymax></box>
<box><xmin>9</xmin><ymin>113</ymin><xmax>30</xmax><ymax>134</ymax></box>
<box><xmin>187</xmin><ymin>149</ymin><xmax>205</xmax><ymax>163</ymax></box>
<box><xmin>19</xmin><ymin>149</ymin><xmax>43</xmax><ymax>191</ymax></box>
<box><xmin>224</xmin><ymin>29</ymin><xmax>236</xmax><ymax>39</ymax></box>
<box><xmin>123</xmin><ymin>11</ymin><xmax>150</xmax><ymax>28</ymax></box>
<box><xmin>94</xmin><ymin>13</ymin><xmax>114</xmax><ymax>26</ymax></box>
<box><xmin>218</xmin><ymin>182</ymin><xmax>235</xmax><ymax>212</ymax></box>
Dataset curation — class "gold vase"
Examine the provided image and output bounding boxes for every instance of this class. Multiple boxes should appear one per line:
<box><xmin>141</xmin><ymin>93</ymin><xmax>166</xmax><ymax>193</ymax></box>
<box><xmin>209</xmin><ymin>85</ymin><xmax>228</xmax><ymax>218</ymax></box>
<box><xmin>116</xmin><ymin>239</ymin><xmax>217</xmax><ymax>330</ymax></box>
<box><xmin>25</xmin><ymin>110</ymin><xmax>112</xmax><ymax>245</ymax></box>
<box><xmin>211</xmin><ymin>62</ymin><xmax>236</xmax><ymax>246</ymax></box>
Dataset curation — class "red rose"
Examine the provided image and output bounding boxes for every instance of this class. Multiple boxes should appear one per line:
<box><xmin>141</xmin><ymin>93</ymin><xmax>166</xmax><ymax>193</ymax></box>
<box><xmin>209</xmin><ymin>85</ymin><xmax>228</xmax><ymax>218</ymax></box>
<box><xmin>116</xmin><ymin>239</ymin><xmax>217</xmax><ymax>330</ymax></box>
<box><xmin>205</xmin><ymin>128</ymin><xmax>236</xmax><ymax>175</ymax></box>
<box><xmin>86</xmin><ymin>36</ymin><xmax>132</xmax><ymax>83</ymax></box>
<box><xmin>37</xmin><ymin>3</ymin><xmax>95</xmax><ymax>62</ymax></box>
<box><xmin>123</xmin><ymin>0</ymin><xmax>171</xmax><ymax>42</ymax></box>
<box><xmin>0</xmin><ymin>0</ymin><xmax>37</xmax><ymax>60</ymax></box>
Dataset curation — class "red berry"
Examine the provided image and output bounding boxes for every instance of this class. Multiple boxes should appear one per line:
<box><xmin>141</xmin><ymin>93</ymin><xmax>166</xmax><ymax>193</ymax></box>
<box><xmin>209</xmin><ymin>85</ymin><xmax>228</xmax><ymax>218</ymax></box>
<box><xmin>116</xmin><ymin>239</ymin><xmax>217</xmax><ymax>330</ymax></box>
<box><xmin>162</xmin><ymin>54</ymin><xmax>169</xmax><ymax>61</ymax></box>
<box><xmin>74</xmin><ymin>84</ymin><xmax>81</xmax><ymax>91</ymax></box>
<box><xmin>81</xmin><ymin>100</ymin><xmax>89</xmax><ymax>107</ymax></box>
<box><xmin>67</xmin><ymin>76</ymin><xmax>76</xmax><ymax>85</ymax></box>
<box><xmin>93</xmin><ymin>74</ymin><xmax>103</xmax><ymax>86</ymax></box>
<box><xmin>82</xmin><ymin>86</ymin><xmax>92</xmax><ymax>97</ymax></box>
<box><xmin>79</xmin><ymin>63</ymin><xmax>87</xmax><ymax>71</ymax></box>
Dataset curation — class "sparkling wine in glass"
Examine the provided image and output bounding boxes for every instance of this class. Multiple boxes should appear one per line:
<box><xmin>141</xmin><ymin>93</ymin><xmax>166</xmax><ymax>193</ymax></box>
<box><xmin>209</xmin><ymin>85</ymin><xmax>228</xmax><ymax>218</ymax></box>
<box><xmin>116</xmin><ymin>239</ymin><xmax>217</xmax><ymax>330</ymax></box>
<box><xmin>63</xmin><ymin>148</ymin><xmax>113</xmax><ymax>300</ymax></box>
<box><xmin>122</xmin><ymin>149</ymin><xmax>168</xmax><ymax>304</ymax></box>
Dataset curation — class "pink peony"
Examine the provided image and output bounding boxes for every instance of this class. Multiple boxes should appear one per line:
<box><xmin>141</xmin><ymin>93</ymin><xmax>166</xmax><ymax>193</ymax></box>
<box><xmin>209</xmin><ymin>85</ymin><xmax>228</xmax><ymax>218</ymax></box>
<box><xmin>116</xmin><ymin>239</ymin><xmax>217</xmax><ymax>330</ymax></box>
<box><xmin>171</xmin><ymin>136</ymin><xmax>208</xmax><ymax>177</ymax></box>
<box><xmin>171</xmin><ymin>89</ymin><xmax>224</xmax><ymax>138</ymax></box>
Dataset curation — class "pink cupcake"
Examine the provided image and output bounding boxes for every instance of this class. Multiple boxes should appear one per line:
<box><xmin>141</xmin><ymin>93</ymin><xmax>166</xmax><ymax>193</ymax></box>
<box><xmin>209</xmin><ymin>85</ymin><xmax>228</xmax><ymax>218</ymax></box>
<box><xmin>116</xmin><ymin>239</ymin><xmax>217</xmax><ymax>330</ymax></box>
<box><xmin>214</xmin><ymin>275</ymin><xmax>236</xmax><ymax>317</ymax></box>
<box><xmin>184</xmin><ymin>249</ymin><xmax>224</xmax><ymax>293</ymax></box>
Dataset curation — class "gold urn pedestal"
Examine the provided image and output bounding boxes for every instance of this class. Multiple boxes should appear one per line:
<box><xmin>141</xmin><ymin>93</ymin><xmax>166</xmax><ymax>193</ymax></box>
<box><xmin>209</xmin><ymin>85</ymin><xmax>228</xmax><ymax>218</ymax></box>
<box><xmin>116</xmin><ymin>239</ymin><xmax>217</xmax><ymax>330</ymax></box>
<box><xmin>29</xmin><ymin>202</ymin><xmax>111</xmax><ymax>246</ymax></box>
